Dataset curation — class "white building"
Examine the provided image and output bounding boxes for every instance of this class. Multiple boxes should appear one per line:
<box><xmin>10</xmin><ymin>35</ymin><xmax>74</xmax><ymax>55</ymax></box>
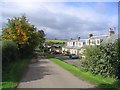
<box><xmin>62</xmin><ymin>27</ymin><xmax>117</xmax><ymax>56</ymax></box>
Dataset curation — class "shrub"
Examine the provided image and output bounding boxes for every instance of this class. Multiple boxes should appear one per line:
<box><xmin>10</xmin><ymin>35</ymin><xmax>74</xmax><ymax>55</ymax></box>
<box><xmin>82</xmin><ymin>39</ymin><xmax>119</xmax><ymax>78</ymax></box>
<box><xmin>2</xmin><ymin>40</ymin><xmax>18</xmax><ymax>67</ymax></box>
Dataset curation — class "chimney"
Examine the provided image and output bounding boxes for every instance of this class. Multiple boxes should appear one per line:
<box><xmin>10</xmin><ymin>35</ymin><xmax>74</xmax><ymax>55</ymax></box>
<box><xmin>88</xmin><ymin>33</ymin><xmax>93</xmax><ymax>38</ymax></box>
<box><xmin>70</xmin><ymin>38</ymin><xmax>73</xmax><ymax>40</ymax></box>
<box><xmin>78</xmin><ymin>36</ymin><xmax>80</xmax><ymax>41</ymax></box>
<box><xmin>109</xmin><ymin>28</ymin><xmax>115</xmax><ymax>36</ymax></box>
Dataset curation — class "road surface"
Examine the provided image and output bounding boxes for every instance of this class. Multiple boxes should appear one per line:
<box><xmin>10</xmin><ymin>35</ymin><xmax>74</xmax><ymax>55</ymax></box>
<box><xmin>53</xmin><ymin>54</ymin><xmax>81</xmax><ymax>67</ymax></box>
<box><xmin>17</xmin><ymin>58</ymin><xmax>95</xmax><ymax>88</ymax></box>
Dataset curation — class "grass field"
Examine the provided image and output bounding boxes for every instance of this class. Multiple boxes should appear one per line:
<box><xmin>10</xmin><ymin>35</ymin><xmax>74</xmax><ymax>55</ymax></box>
<box><xmin>50</xmin><ymin>58</ymin><xmax>120</xmax><ymax>90</ymax></box>
<box><xmin>45</xmin><ymin>39</ymin><xmax>67</xmax><ymax>43</ymax></box>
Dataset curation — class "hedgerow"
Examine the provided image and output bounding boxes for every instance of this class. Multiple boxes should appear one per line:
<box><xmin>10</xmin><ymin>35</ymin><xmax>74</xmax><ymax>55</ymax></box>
<box><xmin>2</xmin><ymin>40</ymin><xmax>18</xmax><ymax>68</ymax></box>
<box><xmin>82</xmin><ymin>39</ymin><xmax>120</xmax><ymax>79</ymax></box>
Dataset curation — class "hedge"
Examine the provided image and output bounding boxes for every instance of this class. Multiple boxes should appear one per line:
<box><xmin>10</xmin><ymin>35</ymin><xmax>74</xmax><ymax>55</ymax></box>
<box><xmin>82</xmin><ymin>39</ymin><xmax>120</xmax><ymax>79</ymax></box>
<box><xmin>2</xmin><ymin>40</ymin><xmax>18</xmax><ymax>68</ymax></box>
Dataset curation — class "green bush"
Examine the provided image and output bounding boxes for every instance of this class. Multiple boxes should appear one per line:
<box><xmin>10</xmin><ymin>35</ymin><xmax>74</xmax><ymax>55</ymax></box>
<box><xmin>2</xmin><ymin>40</ymin><xmax>18</xmax><ymax>67</ymax></box>
<box><xmin>82</xmin><ymin>39</ymin><xmax>119</xmax><ymax>78</ymax></box>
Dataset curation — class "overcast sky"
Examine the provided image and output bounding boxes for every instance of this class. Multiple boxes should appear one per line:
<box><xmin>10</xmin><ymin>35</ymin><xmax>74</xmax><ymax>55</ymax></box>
<box><xmin>1</xmin><ymin>1</ymin><xmax>118</xmax><ymax>39</ymax></box>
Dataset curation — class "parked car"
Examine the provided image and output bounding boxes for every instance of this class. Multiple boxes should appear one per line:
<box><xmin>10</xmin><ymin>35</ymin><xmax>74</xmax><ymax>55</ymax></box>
<box><xmin>69</xmin><ymin>54</ymin><xmax>79</xmax><ymax>59</ymax></box>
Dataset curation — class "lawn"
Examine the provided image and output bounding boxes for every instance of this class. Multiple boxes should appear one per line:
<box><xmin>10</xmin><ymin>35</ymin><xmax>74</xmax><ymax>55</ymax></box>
<box><xmin>50</xmin><ymin>58</ymin><xmax>120</xmax><ymax>90</ymax></box>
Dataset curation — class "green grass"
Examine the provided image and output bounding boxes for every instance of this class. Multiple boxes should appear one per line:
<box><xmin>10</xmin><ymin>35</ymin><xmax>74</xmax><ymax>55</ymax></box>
<box><xmin>46</xmin><ymin>39</ymin><xmax>67</xmax><ymax>43</ymax></box>
<box><xmin>50</xmin><ymin>58</ymin><xmax>120</xmax><ymax>90</ymax></box>
<box><xmin>2</xmin><ymin>54</ymin><xmax>34</xmax><ymax>90</ymax></box>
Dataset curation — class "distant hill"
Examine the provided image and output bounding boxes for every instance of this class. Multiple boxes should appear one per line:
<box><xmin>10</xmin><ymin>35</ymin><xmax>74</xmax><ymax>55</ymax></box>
<box><xmin>45</xmin><ymin>39</ymin><xmax>67</xmax><ymax>43</ymax></box>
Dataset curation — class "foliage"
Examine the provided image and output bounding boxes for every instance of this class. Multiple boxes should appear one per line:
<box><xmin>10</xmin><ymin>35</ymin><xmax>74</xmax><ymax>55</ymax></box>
<box><xmin>37</xmin><ymin>30</ymin><xmax>45</xmax><ymax>44</ymax></box>
<box><xmin>2</xmin><ymin>15</ymin><xmax>45</xmax><ymax>55</ymax></box>
<box><xmin>82</xmin><ymin>39</ymin><xmax>119</xmax><ymax>78</ymax></box>
<box><xmin>2</xmin><ymin>15</ymin><xmax>45</xmax><ymax>89</ymax></box>
<box><xmin>0</xmin><ymin>35</ymin><xmax>1</xmax><ymax>41</ymax></box>
<box><xmin>2</xmin><ymin>40</ymin><xmax>18</xmax><ymax>67</ymax></box>
<box><xmin>37</xmin><ymin>30</ymin><xmax>45</xmax><ymax>50</ymax></box>
<box><xmin>2</xmin><ymin>16</ymin><xmax>30</xmax><ymax>44</ymax></box>
<box><xmin>2</xmin><ymin>54</ymin><xmax>34</xmax><ymax>90</ymax></box>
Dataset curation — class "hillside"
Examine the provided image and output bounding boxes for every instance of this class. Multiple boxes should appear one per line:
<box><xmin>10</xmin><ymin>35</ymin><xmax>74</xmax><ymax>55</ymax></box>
<box><xmin>45</xmin><ymin>39</ymin><xmax>67</xmax><ymax>43</ymax></box>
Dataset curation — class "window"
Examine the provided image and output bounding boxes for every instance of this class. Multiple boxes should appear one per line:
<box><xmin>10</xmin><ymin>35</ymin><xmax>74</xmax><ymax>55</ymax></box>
<box><xmin>86</xmin><ymin>39</ymin><xmax>90</xmax><ymax>45</ymax></box>
<box><xmin>90</xmin><ymin>40</ymin><xmax>95</xmax><ymax>45</ymax></box>
<box><xmin>73</xmin><ymin>42</ymin><xmax>75</xmax><ymax>46</ymax></box>
<box><xmin>74</xmin><ymin>42</ymin><xmax>76</xmax><ymax>46</ymax></box>
<box><xmin>96</xmin><ymin>39</ymin><xmax>100</xmax><ymax>45</ymax></box>
<box><xmin>83</xmin><ymin>42</ymin><xmax>85</xmax><ymax>45</ymax></box>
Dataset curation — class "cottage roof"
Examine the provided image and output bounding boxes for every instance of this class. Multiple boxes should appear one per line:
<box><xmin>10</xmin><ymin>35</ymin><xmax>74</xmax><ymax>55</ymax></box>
<box><xmin>90</xmin><ymin>35</ymin><xmax>108</xmax><ymax>40</ymax></box>
<box><xmin>68</xmin><ymin>39</ymin><xmax>87</xmax><ymax>42</ymax></box>
<box><xmin>101</xmin><ymin>34</ymin><xmax>118</xmax><ymax>44</ymax></box>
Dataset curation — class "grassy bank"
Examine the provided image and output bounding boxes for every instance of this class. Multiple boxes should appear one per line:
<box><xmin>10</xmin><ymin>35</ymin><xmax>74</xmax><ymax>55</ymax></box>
<box><xmin>50</xmin><ymin>58</ymin><xmax>120</xmax><ymax>90</ymax></box>
<box><xmin>2</xmin><ymin>54</ymin><xmax>34</xmax><ymax>90</ymax></box>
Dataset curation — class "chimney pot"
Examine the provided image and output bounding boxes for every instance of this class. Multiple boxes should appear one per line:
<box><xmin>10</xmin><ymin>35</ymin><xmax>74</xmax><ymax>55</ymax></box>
<box><xmin>109</xmin><ymin>28</ymin><xmax>115</xmax><ymax>36</ymax></box>
<box><xmin>70</xmin><ymin>38</ymin><xmax>73</xmax><ymax>40</ymax></box>
<box><xmin>78</xmin><ymin>36</ymin><xmax>80</xmax><ymax>41</ymax></box>
<box><xmin>89</xmin><ymin>33</ymin><xmax>93</xmax><ymax>38</ymax></box>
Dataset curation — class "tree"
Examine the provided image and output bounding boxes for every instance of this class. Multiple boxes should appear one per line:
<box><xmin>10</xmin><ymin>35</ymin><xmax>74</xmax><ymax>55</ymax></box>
<box><xmin>37</xmin><ymin>30</ymin><xmax>45</xmax><ymax>44</ymax></box>
<box><xmin>2</xmin><ymin>15</ymin><xmax>45</xmax><ymax>55</ymax></box>
<box><xmin>37</xmin><ymin>30</ymin><xmax>45</xmax><ymax>52</ymax></box>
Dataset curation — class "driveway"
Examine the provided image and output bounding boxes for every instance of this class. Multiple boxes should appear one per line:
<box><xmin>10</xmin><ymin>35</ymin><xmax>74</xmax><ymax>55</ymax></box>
<box><xmin>53</xmin><ymin>54</ymin><xmax>82</xmax><ymax>68</ymax></box>
<box><xmin>17</xmin><ymin>58</ymin><xmax>94</xmax><ymax>88</ymax></box>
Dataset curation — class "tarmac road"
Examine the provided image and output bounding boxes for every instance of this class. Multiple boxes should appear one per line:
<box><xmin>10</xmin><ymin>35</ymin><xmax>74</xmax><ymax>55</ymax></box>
<box><xmin>17</xmin><ymin>59</ymin><xmax>95</xmax><ymax>88</ymax></box>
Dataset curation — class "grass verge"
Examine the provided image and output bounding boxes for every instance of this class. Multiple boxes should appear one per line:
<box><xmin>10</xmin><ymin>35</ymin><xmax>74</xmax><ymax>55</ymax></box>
<box><xmin>2</xmin><ymin>54</ymin><xmax>34</xmax><ymax>90</ymax></box>
<box><xmin>50</xmin><ymin>58</ymin><xmax>120</xmax><ymax>90</ymax></box>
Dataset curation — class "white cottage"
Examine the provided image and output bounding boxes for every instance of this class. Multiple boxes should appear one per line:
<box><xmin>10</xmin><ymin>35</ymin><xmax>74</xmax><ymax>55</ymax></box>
<box><xmin>62</xmin><ymin>27</ymin><xmax>117</xmax><ymax>56</ymax></box>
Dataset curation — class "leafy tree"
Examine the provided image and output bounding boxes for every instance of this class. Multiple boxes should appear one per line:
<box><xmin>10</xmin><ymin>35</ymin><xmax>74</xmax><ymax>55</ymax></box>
<box><xmin>37</xmin><ymin>30</ymin><xmax>45</xmax><ymax>51</ymax></box>
<box><xmin>37</xmin><ymin>30</ymin><xmax>45</xmax><ymax>45</ymax></box>
<box><xmin>2</xmin><ymin>15</ymin><xmax>45</xmax><ymax>55</ymax></box>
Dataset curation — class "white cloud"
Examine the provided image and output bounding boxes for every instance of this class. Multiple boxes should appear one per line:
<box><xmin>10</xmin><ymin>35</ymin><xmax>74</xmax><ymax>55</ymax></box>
<box><xmin>1</xmin><ymin>2</ymin><xmax>118</xmax><ymax>39</ymax></box>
